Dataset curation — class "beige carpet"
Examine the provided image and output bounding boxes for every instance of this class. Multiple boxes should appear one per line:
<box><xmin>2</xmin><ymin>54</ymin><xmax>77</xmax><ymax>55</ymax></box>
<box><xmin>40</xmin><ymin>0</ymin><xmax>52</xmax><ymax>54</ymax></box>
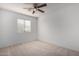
<box><xmin>0</xmin><ymin>40</ymin><xmax>79</xmax><ymax>56</ymax></box>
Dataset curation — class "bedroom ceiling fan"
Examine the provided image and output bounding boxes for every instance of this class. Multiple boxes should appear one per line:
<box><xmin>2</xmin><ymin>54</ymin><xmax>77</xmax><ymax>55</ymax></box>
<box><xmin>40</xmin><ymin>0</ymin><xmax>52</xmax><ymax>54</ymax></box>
<box><xmin>24</xmin><ymin>3</ymin><xmax>47</xmax><ymax>14</ymax></box>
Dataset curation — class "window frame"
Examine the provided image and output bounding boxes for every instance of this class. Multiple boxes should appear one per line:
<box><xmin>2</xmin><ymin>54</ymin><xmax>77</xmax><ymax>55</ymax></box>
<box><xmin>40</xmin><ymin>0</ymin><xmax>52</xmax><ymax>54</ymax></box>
<box><xmin>17</xmin><ymin>19</ymin><xmax>31</xmax><ymax>33</ymax></box>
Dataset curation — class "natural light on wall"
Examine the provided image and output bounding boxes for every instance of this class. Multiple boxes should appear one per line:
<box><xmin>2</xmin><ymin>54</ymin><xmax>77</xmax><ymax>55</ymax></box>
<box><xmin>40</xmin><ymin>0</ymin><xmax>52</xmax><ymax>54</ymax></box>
<box><xmin>17</xmin><ymin>19</ymin><xmax>31</xmax><ymax>33</ymax></box>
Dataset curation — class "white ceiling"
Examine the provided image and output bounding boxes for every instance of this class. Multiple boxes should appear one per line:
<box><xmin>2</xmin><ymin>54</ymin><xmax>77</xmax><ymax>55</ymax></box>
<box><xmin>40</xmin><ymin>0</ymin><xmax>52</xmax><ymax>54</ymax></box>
<box><xmin>0</xmin><ymin>3</ymin><xmax>47</xmax><ymax>17</ymax></box>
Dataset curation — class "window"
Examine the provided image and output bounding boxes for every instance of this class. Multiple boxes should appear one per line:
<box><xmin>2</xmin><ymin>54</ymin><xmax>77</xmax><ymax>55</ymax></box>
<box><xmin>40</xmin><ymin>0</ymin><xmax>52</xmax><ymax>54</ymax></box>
<box><xmin>17</xmin><ymin>19</ymin><xmax>31</xmax><ymax>33</ymax></box>
<box><xmin>25</xmin><ymin>20</ymin><xmax>31</xmax><ymax>32</ymax></box>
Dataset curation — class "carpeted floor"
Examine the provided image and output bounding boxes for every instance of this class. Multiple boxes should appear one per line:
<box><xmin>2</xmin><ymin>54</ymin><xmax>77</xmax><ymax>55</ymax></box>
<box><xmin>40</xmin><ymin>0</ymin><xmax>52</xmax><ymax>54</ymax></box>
<box><xmin>0</xmin><ymin>40</ymin><xmax>79</xmax><ymax>56</ymax></box>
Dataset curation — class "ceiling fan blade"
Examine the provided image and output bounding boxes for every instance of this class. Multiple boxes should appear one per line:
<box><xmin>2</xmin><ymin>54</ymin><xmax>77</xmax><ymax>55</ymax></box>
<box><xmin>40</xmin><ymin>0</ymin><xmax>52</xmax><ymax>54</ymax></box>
<box><xmin>37</xmin><ymin>9</ymin><xmax>44</xmax><ymax>13</ymax></box>
<box><xmin>32</xmin><ymin>10</ymin><xmax>35</xmax><ymax>14</ymax></box>
<box><xmin>24</xmin><ymin>8</ymin><xmax>34</xmax><ymax>11</ymax></box>
<box><xmin>33</xmin><ymin>3</ymin><xmax>38</xmax><ymax>8</ymax></box>
<box><xmin>37</xmin><ymin>4</ymin><xmax>47</xmax><ymax>8</ymax></box>
<box><xmin>33</xmin><ymin>3</ymin><xmax>38</xmax><ymax>6</ymax></box>
<box><xmin>24</xmin><ymin>8</ymin><xmax>34</xmax><ymax>9</ymax></box>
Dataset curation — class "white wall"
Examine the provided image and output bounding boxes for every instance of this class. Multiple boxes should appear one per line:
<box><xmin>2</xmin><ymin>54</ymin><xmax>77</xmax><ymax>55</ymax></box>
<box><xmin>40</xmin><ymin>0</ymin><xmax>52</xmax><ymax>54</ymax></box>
<box><xmin>38</xmin><ymin>3</ymin><xmax>79</xmax><ymax>51</ymax></box>
<box><xmin>0</xmin><ymin>9</ymin><xmax>38</xmax><ymax>48</ymax></box>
